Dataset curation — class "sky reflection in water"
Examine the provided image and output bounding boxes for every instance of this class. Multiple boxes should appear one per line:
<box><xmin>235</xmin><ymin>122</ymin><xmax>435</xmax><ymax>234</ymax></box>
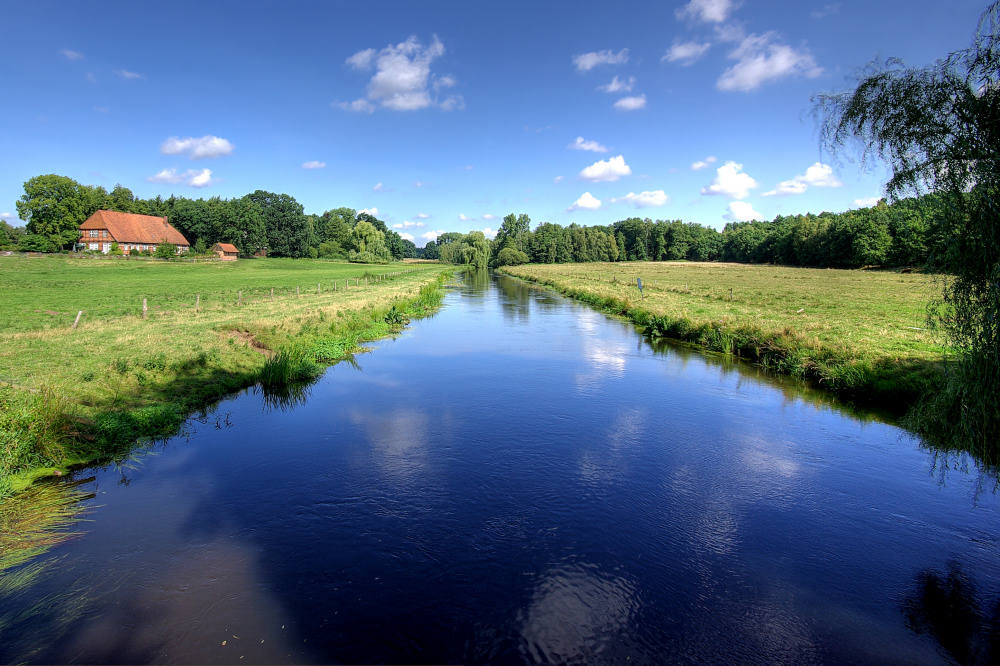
<box><xmin>1</xmin><ymin>271</ymin><xmax>997</xmax><ymax>665</ymax></box>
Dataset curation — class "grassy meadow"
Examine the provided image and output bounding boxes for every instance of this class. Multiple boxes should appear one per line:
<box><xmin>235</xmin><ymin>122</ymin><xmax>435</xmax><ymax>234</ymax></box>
<box><xmin>0</xmin><ymin>254</ymin><xmax>452</xmax><ymax>495</ymax></box>
<box><xmin>501</xmin><ymin>261</ymin><xmax>947</xmax><ymax>403</ymax></box>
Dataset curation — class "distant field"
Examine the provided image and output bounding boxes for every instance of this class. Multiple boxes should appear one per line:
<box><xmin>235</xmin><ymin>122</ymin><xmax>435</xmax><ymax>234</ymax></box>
<box><xmin>504</xmin><ymin>261</ymin><xmax>945</xmax><ymax>360</ymax></box>
<box><xmin>0</xmin><ymin>254</ymin><xmax>450</xmax><ymax>408</ymax></box>
<box><xmin>502</xmin><ymin>261</ymin><xmax>948</xmax><ymax>406</ymax></box>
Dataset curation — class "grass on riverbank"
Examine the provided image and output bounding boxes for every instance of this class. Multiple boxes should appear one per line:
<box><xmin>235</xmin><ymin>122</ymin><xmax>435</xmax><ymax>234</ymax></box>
<box><xmin>0</xmin><ymin>254</ymin><xmax>452</xmax><ymax>497</ymax></box>
<box><xmin>501</xmin><ymin>261</ymin><xmax>947</xmax><ymax>406</ymax></box>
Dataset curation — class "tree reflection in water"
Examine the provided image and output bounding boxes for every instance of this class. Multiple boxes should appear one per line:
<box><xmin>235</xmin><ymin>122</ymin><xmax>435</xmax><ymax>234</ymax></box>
<box><xmin>902</xmin><ymin>560</ymin><xmax>1000</xmax><ymax>665</ymax></box>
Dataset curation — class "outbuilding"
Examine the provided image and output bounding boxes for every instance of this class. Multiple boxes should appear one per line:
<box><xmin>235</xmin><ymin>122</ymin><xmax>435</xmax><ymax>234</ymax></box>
<box><xmin>213</xmin><ymin>243</ymin><xmax>239</xmax><ymax>260</ymax></box>
<box><xmin>78</xmin><ymin>210</ymin><xmax>190</xmax><ymax>255</ymax></box>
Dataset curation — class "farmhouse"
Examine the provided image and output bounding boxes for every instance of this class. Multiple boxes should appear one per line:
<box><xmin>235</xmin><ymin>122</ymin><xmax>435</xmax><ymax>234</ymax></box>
<box><xmin>78</xmin><ymin>210</ymin><xmax>190</xmax><ymax>255</ymax></box>
<box><xmin>212</xmin><ymin>242</ymin><xmax>239</xmax><ymax>260</ymax></box>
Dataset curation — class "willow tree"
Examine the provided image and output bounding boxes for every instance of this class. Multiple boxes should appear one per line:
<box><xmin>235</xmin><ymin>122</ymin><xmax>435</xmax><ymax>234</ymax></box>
<box><xmin>815</xmin><ymin>3</ymin><xmax>1000</xmax><ymax>454</ymax></box>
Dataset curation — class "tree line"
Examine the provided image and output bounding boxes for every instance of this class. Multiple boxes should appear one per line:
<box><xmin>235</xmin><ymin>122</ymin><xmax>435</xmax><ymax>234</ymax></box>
<box><xmin>3</xmin><ymin>174</ymin><xmax>418</xmax><ymax>261</ymax></box>
<box><xmin>428</xmin><ymin>195</ymin><xmax>951</xmax><ymax>272</ymax></box>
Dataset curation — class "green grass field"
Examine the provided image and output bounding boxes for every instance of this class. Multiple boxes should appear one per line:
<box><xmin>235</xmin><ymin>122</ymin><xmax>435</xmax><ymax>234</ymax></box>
<box><xmin>0</xmin><ymin>254</ymin><xmax>452</xmax><ymax>495</ymax></box>
<box><xmin>501</xmin><ymin>261</ymin><xmax>948</xmax><ymax>402</ymax></box>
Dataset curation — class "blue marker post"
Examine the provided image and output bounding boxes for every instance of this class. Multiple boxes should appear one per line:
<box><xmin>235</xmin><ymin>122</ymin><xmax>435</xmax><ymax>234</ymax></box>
<box><xmin>637</xmin><ymin>277</ymin><xmax>644</xmax><ymax>300</ymax></box>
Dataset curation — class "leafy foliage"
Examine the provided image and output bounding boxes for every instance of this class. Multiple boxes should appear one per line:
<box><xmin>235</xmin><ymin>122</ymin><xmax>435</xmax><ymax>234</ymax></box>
<box><xmin>815</xmin><ymin>2</ymin><xmax>1000</xmax><ymax>453</ymax></box>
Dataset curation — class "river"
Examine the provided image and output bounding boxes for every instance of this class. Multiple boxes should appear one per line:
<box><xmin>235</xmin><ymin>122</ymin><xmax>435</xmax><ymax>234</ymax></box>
<box><xmin>1</xmin><ymin>270</ymin><xmax>997</xmax><ymax>665</ymax></box>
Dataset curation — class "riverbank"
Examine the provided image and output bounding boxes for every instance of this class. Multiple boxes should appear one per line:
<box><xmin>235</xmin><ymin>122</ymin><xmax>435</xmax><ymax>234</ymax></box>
<box><xmin>0</xmin><ymin>255</ymin><xmax>453</xmax><ymax>498</ymax></box>
<box><xmin>499</xmin><ymin>262</ymin><xmax>947</xmax><ymax>407</ymax></box>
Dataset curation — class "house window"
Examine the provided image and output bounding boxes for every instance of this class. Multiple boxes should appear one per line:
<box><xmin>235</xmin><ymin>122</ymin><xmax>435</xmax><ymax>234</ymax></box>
<box><xmin>89</xmin><ymin>230</ymin><xmax>98</xmax><ymax>238</ymax></box>
<box><xmin>89</xmin><ymin>243</ymin><xmax>98</xmax><ymax>250</ymax></box>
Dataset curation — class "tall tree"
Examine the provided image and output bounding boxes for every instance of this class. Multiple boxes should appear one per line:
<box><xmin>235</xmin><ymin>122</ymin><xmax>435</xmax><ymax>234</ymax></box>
<box><xmin>16</xmin><ymin>174</ymin><xmax>93</xmax><ymax>249</ymax></box>
<box><xmin>815</xmin><ymin>2</ymin><xmax>1000</xmax><ymax>450</ymax></box>
<box><xmin>246</xmin><ymin>190</ymin><xmax>311</xmax><ymax>257</ymax></box>
<box><xmin>216</xmin><ymin>196</ymin><xmax>267</xmax><ymax>256</ymax></box>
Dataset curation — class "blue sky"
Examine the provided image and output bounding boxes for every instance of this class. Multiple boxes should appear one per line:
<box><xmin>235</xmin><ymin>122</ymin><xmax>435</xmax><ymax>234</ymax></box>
<box><xmin>0</xmin><ymin>0</ymin><xmax>988</xmax><ymax>244</ymax></box>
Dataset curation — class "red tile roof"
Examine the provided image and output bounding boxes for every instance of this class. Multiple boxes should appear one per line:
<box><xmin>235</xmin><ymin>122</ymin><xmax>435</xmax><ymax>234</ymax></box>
<box><xmin>214</xmin><ymin>243</ymin><xmax>239</xmax><ymax>254</ymax></box>
<box><xmin>80</xmin><ymin>210</ymin><xmax>190</xmax><ymax>246</ymax></box>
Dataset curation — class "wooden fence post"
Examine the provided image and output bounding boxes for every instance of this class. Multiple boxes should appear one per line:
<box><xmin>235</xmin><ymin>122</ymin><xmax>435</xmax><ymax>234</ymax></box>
<box><xmin>195</xmin><ymin>293</ymin><xmax>200</xmax><ymax>311</ymax></box>
<box><xmin>72</xmin><ymin>310</ymin><xmax>83</xmax><ymax>329</ymax></box>
<box><xmin>297</xmin><ymin>286</ymin><xmax>300</xmax><ymax>297</ymax></box>
<box><xmin>270</xmin><ymin>288</ymin><xmax>274</xmax><ymax>300</ymax></box>
<box><xmin>317</xmin><ymin>283</ymin><xmax>321</xmax><ymax>295</ymax></box>
<box><xmin>142</xmin><ymin>298</ymin><xmax>148</xmax><ymax>319</ymax></box>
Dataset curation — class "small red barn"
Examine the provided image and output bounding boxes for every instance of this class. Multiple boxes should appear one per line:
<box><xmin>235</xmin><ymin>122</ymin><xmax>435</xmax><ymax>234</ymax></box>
<box><xmin>78</xmin><ymin>210</ymin><xmax>190</xmax><ymax>255</ymax></box>
<box><xmin>213</xmin><ymin>243</ymin><xmax>239</xmax><ymax>260</ymax></box>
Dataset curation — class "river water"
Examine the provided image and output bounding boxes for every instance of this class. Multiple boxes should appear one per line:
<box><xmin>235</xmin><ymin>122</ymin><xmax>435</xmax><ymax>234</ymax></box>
<box><xmin>2</xmin><ymin>271</ymin><xmax>997</xmax><ymax>665</ymax></box>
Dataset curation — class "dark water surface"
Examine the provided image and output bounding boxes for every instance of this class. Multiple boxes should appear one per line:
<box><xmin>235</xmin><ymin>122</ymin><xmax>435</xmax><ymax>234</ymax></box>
<box><xmin>2</xmin><ymin>271</ymin><xmax>998</xmax><ymax>665</ymax></box>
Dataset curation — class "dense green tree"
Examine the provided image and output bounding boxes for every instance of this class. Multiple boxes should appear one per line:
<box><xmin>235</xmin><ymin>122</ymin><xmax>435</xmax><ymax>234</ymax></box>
<box><xmin>348</xmin><ymin>220</ymin><xmax>392</xmax><ymax>262</ymax></box>
<box><xmin>216</xmin><ymin>196</ymin><xmax>267</xmax><ymax>256</ymax></box>
<box><xmin>246</xmin><ymin>190</ymin><xmax>311</xmax><ymax>258</ymax></box>
<box><xmin>318</xmin><ymin>207</ymin><xmax>355</xmax><ymax>251</ymax></box>
<box><xmin>421</xmin><ymin>239</ymin><xmax>439</xmax><ymax>259</ymax></box>
<box><xmin>494</xmin><ymin>246</ymin><xmax>530</xmax><ymax>266</ymax></box>
<box><xmin>815</xmin><ymin>2</ymin><xmax>1000</xmax><ymax>449</ymax></box>
<box><xmin>16</xmin><ymin>174</ymin><xmax>94</xmax><ymax>249</ymax></box>
<box><xmin>399</xmin><ymin>238</ymin><xmax>418</xmax><ymax>258</ymax></box>
<box><xmin>165</xmin><ymin>197</ymin><xmax>212</xmax><ymax>246</ymax></box>
<box><xmin>0</xmin><ymin>220</ymin><xmax>24</xmax><ymax>249</ymax></box>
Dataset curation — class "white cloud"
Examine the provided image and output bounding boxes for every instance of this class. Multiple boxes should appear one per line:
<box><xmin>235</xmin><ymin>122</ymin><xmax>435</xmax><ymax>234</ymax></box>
<box><xmin>568</xmin><ymin>192</ymin><xmax>602</xmax><ymax>211</ymax></box>
<box><xmin>763</xmin><ymin>162</ymin><xmax>842</xmax><ymax>196</ymax></box>
<box><xmin>399</xmin><ymin>232</ymin><xmax>415</xmax><ymax>241</ymax></box>
<box><xmin>723</xmin><ymin>200</ymin><xmax>764</xmax><ymax>221</ymax></box>
<box><xmin>85</xmin><ymin>72</ymin><xmax>98</xmax><ymax>84</ymax></box>
<box><xmin>440</xmin><ymin>95</ymin><xmax>465</xmax><ymax>111</ymax></box>
<box><xmin>115</xmin><ymin>69</ymin><xmax>144</xmax><ymax>80</ymax></box>
<box><xmin>573</xmin><ymin>48</ymin><xmax>629</xmax><ymax>72</ymax></box>
<box><xmin>458</xmin><ymin>214</ymin><xmax>476</xmax><ymax>222</ymax></box>
<box><xmin>160</xmin><ymin>135</ymin><xmax>234</xmax><ymax>160</ymax></box>
<box><xmin>415</xmin><ymin>212</ymin><xmax>431</xmax><ymax>219</ymax></box>
<box><xmin>580</xmin><ymin>155</ymin><xmax>632</xmax><ymax>182</ymax></box>
<box><xmin>339</xmin><ymin>98</ymin><xmax>375</xmax><ymax>113</ymax></box>
<box><xmin>344</xmin><ymin>36</ymin><xmax>457</xmax><ymax>112</ymax></box>
<box><xmin>691</xmin><ymin>156</ymin><xmax>718</xmax><ymax>170</ymax></box>
<box><xmin>359</xmin><ymin>207</ymin><xmax>379</xmax><ymax>217</ymax></box>
<box><xmin>1</xmin><ymin>212</ymin><xmax>16</xmax><ymax>221</ymax></box>
<box><xmin>413</xmin><ymin>180</ymin><xmax>428</xmax><ymax>187</ymax></box>
<box><xmin>676</xmin><ymin>0</ymin><xmax>740</xmax><ymax>23</ymax></box>
<box><xmin>611</xmin><ymin>190</ymin><xmax>670</xmax><ymax>208</ymax></box>
<box><xmin>597</xmin><ymin>75</ymin><xmax>635</xmax><ymax>93</ymax></box>
<box><xmin>146</xmin><ymin>168</ymin><xmax>216</xmax><ymax>188</ymax></box>
<box><xmin>811</xmin><ymin>3</ymin><xmax>841</xmax><ymax>18</ymax></box>
<box><xmin>482</xmin><ymin>214</ymin><xmax>497</xmax><ymax>221</ymax></box>
<box><xmin>433</xmin><ymin>75</ymin><xmax>456</xmax><ymax>91</ymax></box>
<box><xmin>393</xmin><ymin>220</ymin><xmax>425</xmax><ymax>229</ymax></box>
<box><xmin>421</xmin><ymin>230</ymin><xmax>445</xmax><ymax>242</ymax></box>
<box><xmin>188</xmin><ymin>169</ymin><xmax>214</xmax><ymax>188</ymax></box>
<box><xmin>717</xmin><ymin>32</ymin><xmax>822</xmax><ymax>92</ymax></box>
<box><xmin>854</xmin><ymin>197</ymin><xmax>881</xmax><ymax>208</ymax></box>
<box><xmin>663</xmin><ymin>40</ymin><xmax>711</xmax><ymax>65</ymax></box>
<box><xmin>554</xmin><ymin>176</ymin><xmax>564</xmax><ymax>184</ymax></box>
<box><xmin>302</xmin><ymin>160</ymin><xmax>326</xmax><ymax>169</ymax></box>
<box><xmin>481</xmin><ymin>227</ymin><xmax>497</xmax><ymax>239</ymax></box>
<box><xmin>59</xmin><ymin>48</ymin><xmax>83</xmax><ymax>60</ymax></box>
<box><xmin>569</xmin><ymin>136</ymin><xmax>608</xmax><ymax>152</ymax></box>
<box><xmin>373</xmin><ymin>182</ymin><xmax>384</xmax><ymax>191</ymax></box>
<box><xmin>614</xmin><ymin>94</ymin><xmax>647</xmax><ymax>111</ymax></box>
<box><xmin>701</xmin><ymin>160</ymin><xmax>758</xmax><ymax>199</ymax></box>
